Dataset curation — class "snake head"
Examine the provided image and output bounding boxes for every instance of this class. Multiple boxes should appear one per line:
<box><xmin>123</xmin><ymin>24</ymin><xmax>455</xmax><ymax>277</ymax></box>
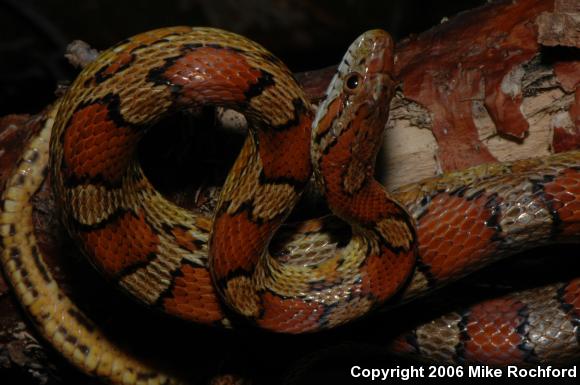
<box><xmin>311</xmin><ymin>29</ymin><xmax>396</xmax><ymax>192</ymax></box>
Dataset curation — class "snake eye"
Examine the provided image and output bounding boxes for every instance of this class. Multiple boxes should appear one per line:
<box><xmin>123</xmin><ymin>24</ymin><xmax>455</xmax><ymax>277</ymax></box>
<box><xmin>344</xmin><ymin>72</ymin><xmax>361</xmax><ymax>92</ymax></box>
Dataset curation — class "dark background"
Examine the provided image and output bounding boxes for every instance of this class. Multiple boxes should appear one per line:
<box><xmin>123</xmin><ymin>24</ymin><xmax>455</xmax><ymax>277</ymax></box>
<box><xmin>0</xmin><ymin>0</ymin><xmax>486</xmax><ymax>116</ymax></box>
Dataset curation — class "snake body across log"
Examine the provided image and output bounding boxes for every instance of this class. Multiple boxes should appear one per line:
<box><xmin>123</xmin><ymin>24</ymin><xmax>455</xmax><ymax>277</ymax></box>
<box><xmin>0</xmin><ymin>26</ymin><xmax>579</xmax><ymax>384</ymax></box>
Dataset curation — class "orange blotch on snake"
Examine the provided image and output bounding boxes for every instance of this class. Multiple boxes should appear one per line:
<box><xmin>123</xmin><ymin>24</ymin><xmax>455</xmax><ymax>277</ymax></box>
<box><xmin>63</xmin><ymin>102</ymin><xmax>139</xmax><ymax>184</ymax></box>
<box><xmin>544</xmin><ymin>168</ymin><xmax>580</xmax><ymax>236</ymax></box>
<box><xmin>119</xmin><ymin>26</ymin><xmax>193</xmax><ymax>50</ymax></box>
<box><xmin>162</xmin><ymin>264</ymin><xmax>224</xmax><ymax>323</ymax></box>
<box><xmin>162</xmin><ymin>47</ymin><xmax>264</xmax><ymax>105</ymax></box>
<box><xmin>171</xmin><ymin>226</ymin><xmax>201</xmax><ymax>253</ymax></box>
<box><xmin>96</xmin><ymin>52</ymin><xmax>134</xmax><ymax>80</ymax></box>
<box><xmin>321</xmin><ymin>120</ymin><xmax>400</xmax><ymax>224</ymax></box>
<box><xmin>462</xmin><ymin>298</ymin><xmax>527</xmax><ymax>364</ymax></box>
<box><xmin>80</xmin><ymin>210</ymin><xmax>159</xmax><ymax>277</ymax></box>
<box><xmin>387</xmin><ymin>335</ymin><xmax>418</xmax><ymax>355</ymax></box>
<box><xmin>561</xmin><ymin>278</ymin><xmax>580</xmax><ymax>316</ymax></box>
<box><xmin>128</xmin><ymin>26</ymin><xmax>192</xmax><ymax>47</ymax></box>
<box><xmin>257</xmin><ymin>292</ymin><xmax>324</xmax><ymax>333</ymax></box>
<box><xmin>211</xmin><ymin>210</ymin><xmax>276</xmax><ymax>279</ymax></box>
<box><xmin>257</xmin><ymin>112</ymin><xmax>312</xmax><ymax>183</ymax></box>
<box><xmin>417</xmin><ymin>193</ymin><xmax>499</xmax><ymax>281</ymax></box>
<box><xmin>88</xmin><ymin>27</ymin><xmax>196</xmax><ymax>86</ymax></box>
<box><xmin>359</xmin><ymin>247</ymin><xmax>415</xmax><ymax>302</ymax></box>
<box><xmin>194</xmin><ymin>216</ymin><xmax>212</xmax><ymax>233</ymax></box>
<box><xmin>314</xmin><ymin>97</ymin><xmax>342</xmax><ymax>139</ymax></box>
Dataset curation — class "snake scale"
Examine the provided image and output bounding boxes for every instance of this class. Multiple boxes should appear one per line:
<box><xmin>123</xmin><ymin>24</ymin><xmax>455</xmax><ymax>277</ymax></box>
<box><xmin>1</xmin><ymin>26</ymin><xmax>579</xmax><ymax>385</ymax></box>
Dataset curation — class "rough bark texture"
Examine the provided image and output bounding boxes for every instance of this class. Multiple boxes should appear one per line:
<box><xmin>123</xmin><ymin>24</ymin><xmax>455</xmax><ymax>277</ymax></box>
<box><xmin>0</xmin><ymin>0</ymin><xmax>579</xmax><ymax>384</ymax></box>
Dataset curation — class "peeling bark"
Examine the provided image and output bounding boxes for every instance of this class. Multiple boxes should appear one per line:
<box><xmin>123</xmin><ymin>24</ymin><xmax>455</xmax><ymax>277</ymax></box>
<box><xmin>537</xmin><ymin>0</ymin><xmax>580</xmax><ymax>47</ymax></box>
<box><xmin>382</xmin><ymin>54</ymin><xmax>579</xmax><ymax>189</ymax></box>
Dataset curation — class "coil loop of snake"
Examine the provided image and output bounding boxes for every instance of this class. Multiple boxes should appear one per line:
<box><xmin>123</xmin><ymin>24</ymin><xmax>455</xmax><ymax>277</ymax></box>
<box><xmin>0</xmin><ymin>26</ymin><xmax>579</xmax><ymax>385</ymax></box>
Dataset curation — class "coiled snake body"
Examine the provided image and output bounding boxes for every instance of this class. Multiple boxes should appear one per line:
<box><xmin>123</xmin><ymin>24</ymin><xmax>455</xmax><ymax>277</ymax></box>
<box><xmin>1</xmin><ymin>26</ymin><xmax>579</xmax><ymax>384</ymax></box>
